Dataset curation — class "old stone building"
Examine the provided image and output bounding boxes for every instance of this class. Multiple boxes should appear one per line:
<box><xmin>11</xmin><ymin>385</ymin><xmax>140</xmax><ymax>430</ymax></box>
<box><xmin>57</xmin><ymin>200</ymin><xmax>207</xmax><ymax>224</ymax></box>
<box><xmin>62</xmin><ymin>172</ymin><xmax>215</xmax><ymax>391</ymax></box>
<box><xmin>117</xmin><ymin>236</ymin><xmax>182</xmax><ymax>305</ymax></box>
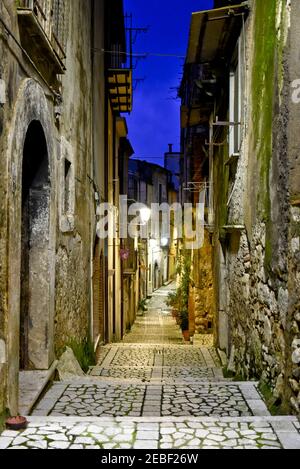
<box><xmin>182</xmin><ymin>0</ymin><xmax>300</xmax><ymax>414</ymax></box>
<box><xmin>0</xmin><ymin>0</ymin><xmax>133</xmax><ymax>419</ymax></box>
<box><xmin>179</xmin><ymin>53</ymin><xmax>215</xmax><ymax>337</ymax></box>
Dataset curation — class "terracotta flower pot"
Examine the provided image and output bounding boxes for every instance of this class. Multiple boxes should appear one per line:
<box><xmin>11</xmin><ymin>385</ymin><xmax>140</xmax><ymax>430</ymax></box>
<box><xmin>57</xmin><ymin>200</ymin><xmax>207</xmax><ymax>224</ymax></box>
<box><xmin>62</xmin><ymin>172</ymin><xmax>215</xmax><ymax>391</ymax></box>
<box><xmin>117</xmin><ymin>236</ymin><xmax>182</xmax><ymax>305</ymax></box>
<box><xmin>6</xmin><ymin>416</ymin><xmax>28</xmax><ymax>431</ymax></box>
<box><xmin>182</xmin><ymin>330</ymin><xmax>190</xmax><ymax>342</ymax></box>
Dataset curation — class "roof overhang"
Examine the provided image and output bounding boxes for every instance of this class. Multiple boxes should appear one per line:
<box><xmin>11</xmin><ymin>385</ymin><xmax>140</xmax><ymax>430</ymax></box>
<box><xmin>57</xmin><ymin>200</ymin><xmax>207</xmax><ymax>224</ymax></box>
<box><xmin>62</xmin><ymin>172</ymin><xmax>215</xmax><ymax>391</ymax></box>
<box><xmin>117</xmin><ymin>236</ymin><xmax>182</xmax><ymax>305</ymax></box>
<box><xmin>187</xmin><ymin>2</ymin><xmax>249</xmax><ymax>65</ymax></box>
<box><xmin>107</xmin><ymin>69</ymin><xmax>132</xmax><ymax>114</ymax></box>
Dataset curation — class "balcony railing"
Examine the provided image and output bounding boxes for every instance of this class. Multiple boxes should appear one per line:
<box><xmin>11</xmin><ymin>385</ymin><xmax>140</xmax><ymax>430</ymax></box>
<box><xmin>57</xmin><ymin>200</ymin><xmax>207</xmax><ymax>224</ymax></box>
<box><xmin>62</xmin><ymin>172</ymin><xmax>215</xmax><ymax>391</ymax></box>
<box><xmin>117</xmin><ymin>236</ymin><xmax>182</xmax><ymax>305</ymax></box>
<box><xmin>107</xmin><ymin>68</ymin><xmax>132</xmax><ymax>114</ymax></box>
<box><xmin>17</xmin><ymin>0</ymin><xmax>66</xmax><ymax>73</ymax></box>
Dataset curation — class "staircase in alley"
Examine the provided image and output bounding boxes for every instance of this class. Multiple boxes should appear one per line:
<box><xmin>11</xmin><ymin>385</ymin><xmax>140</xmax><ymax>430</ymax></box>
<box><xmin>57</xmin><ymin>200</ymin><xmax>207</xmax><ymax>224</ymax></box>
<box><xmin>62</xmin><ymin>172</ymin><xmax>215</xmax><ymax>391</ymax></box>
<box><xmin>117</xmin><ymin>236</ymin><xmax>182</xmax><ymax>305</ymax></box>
<box><xmin>0</xmin><ymin>284</ymin><xmax>300</xmax><ymax>450</ymax></box>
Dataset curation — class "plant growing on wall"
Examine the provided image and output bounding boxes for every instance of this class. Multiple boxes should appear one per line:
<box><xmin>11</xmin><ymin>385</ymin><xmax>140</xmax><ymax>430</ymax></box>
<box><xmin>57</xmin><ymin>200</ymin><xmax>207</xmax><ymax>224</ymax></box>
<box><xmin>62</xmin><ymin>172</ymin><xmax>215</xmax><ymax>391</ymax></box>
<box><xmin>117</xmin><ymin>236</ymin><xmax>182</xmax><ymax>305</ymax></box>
<box><xmin>67</xmin><ymin>338</ymin><xmax>96</xmax><ymax>373</ymax></box>
<box><xmin>138</xmin><ymin>298</ymin><xmax>147</xmax><ymax>313</ymax></box>
<box><xmin>168</xmin><ymin>250</ymin><xmax>191</xmax><ymax>334</ymax></box>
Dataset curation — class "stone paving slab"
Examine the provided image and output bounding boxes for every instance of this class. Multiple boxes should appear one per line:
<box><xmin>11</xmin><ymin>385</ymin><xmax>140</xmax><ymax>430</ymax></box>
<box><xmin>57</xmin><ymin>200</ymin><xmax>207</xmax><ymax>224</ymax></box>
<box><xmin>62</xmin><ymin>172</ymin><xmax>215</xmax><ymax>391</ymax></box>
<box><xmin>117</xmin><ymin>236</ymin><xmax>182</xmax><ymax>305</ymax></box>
<box><xmin>90</xmin><ymin>365</ymin><xmax>224</xmax><ymax>383</ymax></box>
<box><xmin>31</xmin><ymin>380</ymin><xmax>268</xmax><ymax>418</ymax></box>
<box><xmin>9</xmin><ymin>283</ymin><xmax>298</xmax><ymax>450</ymax></box>
<box><xmin>95</xmin><ymin>345</ymin><xmax>220</xmax><ymax>368</ymax></box>
<box><xmin>1</xmin><ymin>416</ymin><xmax>300</xmax><ymax>449</ymax></box>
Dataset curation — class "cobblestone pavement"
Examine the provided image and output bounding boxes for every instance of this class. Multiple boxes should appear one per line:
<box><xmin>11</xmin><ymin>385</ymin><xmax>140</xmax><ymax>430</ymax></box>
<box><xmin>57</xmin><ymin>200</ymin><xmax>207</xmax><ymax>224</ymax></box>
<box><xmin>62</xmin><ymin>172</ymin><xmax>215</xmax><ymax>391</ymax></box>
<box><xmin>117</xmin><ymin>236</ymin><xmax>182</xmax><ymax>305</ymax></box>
<box><xmin>31</xmin><ymin>381</ymin><xmax>261</xmax><ymax>418</ymax></box>
<box><xmin>1</xmin><ymin>417</ymin><xmax>300</xmax><ymax>450</ymax></box>
<box><xmin>1</xmin><ymin>283</ymin><xmax>300</xmax><ymax>449</ymax></box>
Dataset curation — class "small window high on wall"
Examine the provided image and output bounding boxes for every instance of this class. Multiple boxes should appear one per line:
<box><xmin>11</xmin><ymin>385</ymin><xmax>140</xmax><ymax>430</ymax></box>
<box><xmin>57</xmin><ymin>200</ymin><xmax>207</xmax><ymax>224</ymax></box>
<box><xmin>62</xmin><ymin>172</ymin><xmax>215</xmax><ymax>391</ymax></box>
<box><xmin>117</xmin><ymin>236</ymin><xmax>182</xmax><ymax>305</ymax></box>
<box><xmin>60</xmin><ymin>137</ymin><xmax>75</xmax><ymax>232</ymax></box>
<box><xmin>64</xmin><ymin>158</ymin><xmax>72</xmax><ymax>214</ymax></box>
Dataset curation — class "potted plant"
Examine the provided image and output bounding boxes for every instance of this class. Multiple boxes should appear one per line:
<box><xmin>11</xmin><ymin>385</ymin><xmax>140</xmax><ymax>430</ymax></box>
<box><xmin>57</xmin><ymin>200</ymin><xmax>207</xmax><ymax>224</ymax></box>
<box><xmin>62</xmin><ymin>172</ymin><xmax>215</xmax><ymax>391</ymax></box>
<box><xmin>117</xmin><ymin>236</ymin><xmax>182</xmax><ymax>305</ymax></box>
<box><xmin>6</xmin><ymin>416</ymin><xmax>28</xmax><ymax>431</ymax></box>
<box><xmin>179</xmin><ymin>309</ymin><xmax>190</xmax><ymax>342</ymax></box>
<box><xmin>175</xmin><ymin>250</ymin><xmax>191</xmax><ymax>341</ymax></box>
<box><xmin>166</xmin><ymin>292</ymin><xmax>179</xmax><ymax>320</ymax></box>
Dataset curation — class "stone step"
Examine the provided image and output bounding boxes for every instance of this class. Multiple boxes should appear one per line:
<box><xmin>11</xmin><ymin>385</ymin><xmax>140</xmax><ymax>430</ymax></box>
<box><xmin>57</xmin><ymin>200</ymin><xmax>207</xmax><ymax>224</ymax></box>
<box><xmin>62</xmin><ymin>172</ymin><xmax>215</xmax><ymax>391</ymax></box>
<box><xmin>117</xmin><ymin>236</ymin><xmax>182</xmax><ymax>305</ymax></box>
<box><xmin>1</xmin><ymin>415</ymin><xmax>299</xmax><ymax>450</ymax></box>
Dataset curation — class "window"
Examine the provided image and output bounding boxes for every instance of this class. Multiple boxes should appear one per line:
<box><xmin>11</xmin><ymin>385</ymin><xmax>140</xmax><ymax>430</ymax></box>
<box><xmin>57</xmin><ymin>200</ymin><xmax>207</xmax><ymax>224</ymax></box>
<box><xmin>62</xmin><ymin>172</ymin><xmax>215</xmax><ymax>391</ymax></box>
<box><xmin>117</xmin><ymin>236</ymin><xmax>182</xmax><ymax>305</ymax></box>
<box><xmin>60</xmin><ymin>138</ymin><xmax>75</xmax><ymax>232</ymax></box>
<box><xmin>159</xmin><ymin>184</ymin><xmax>163</xmax><ymax>204</ymax></box>
<box><xmin>64</xmin><ymin>158</ymin><xmax>72</xmax><ymax>214</ymax></box>
<box><xmin>133</xmin><ymin>179</ymin><xmax>138</xmax><ymax>201</ymax></box>
<box><xmin>229</xmin><ymin>36</ymin><xmax>244</xmax><ymax>157</ymax></box>
<box><xmin>140</xmin><ymin>181</ymin><xmax>147</xmax><ymax>205</ymax></box>
<box><xmin>52</xmin><ymin>0</ymin><xmax>67</xmax><ymax>59</ymax></box>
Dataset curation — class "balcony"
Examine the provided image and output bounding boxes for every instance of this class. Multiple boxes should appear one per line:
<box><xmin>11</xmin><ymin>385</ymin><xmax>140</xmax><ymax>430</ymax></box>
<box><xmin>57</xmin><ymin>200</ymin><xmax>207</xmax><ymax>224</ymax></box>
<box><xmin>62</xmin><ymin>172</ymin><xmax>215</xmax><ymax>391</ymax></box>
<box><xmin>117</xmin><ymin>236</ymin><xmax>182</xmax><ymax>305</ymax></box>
<box><xmin>17</xmin><ymin>0</ymin><xmax>66</xmax><ymax>74</ymax></box>
<box><xmin>107</xmin><ymin>68</ymin><xmax>132</xmax><ymax>114</ymax></box>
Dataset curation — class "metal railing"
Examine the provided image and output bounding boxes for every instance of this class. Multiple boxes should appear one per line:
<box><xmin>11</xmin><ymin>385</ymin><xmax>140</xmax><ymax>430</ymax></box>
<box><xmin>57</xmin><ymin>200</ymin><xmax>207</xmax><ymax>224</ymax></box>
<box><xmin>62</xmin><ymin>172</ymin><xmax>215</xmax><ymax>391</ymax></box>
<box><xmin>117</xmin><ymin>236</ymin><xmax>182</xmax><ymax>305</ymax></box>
<box><xmin>18</xmin><ymin>0</ymin><xmax>66</xmax><ymax>65</ymax></box>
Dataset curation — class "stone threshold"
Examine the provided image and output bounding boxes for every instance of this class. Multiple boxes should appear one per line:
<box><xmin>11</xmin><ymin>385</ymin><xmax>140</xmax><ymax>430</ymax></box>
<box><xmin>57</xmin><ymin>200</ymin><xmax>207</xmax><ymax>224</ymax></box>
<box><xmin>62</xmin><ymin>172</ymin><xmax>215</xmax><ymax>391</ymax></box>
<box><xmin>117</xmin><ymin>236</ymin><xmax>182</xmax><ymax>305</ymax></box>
<box><xmin>24</xmin><ymin>415</ymin><xmax>299</xmax><ymax>423</ymax></box>
<box><xmin>19</xmin><ymin>360</ymin><xmax>58</xmax><ymax>416</ymax></box>
<box><xmin>97</xmin><ymin>343</ymin><xmax>216</xmax><ymax>348</ymax></box>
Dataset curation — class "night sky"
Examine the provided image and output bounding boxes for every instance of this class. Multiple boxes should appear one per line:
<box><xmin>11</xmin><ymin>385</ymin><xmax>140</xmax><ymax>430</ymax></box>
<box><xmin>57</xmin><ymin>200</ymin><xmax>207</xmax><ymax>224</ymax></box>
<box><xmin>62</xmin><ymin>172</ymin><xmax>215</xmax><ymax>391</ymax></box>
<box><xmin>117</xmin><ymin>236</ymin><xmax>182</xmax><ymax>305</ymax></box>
<box><xmin>124</xmin><ymin>0</ymin><xmax>214</xmax><ymax>164</ymax></box>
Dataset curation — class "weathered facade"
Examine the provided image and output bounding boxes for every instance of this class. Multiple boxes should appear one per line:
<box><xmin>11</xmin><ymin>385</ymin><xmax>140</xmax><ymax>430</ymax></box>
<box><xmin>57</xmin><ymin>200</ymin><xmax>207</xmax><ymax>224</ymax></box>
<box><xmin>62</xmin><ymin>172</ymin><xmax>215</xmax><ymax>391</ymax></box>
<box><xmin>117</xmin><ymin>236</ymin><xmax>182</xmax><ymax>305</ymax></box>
<box><xmin>183</xmin><ymin>0</ymin><xmax>300</xmax><ymax>414</ymax></box>
<box><xmin>0</xmin><ymin>0</ymin><xmax>132</xmax><ymax>418</ymax></box>
<box><xmin>179</xmin><ymin>61</ymin><xmax>215</xmax><ymax>336</ymax></box>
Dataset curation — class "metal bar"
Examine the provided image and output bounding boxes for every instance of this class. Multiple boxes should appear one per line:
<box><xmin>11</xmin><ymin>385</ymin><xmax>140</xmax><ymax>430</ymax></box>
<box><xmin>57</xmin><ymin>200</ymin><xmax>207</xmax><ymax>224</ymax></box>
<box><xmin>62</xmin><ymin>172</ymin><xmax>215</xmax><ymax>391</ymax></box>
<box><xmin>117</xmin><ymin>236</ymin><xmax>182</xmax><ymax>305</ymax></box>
<box><xmin>207</xmin><ymin>12</ymin><xmax>247</xmax><ymax>22</ymax></box>
<box><xmin>213</xmin><ymin>121</ymin><xmax>241</xmax><ymax>126</ymax></box>
<box><xmin>34</xmin><ymin>0</ymin><xmax>47</xmax><ymax>21</ymax></box>
<box><xmin>52</xmin><ymin>31</ymin><xmax>67</xmax><ymax>59</ymax></box>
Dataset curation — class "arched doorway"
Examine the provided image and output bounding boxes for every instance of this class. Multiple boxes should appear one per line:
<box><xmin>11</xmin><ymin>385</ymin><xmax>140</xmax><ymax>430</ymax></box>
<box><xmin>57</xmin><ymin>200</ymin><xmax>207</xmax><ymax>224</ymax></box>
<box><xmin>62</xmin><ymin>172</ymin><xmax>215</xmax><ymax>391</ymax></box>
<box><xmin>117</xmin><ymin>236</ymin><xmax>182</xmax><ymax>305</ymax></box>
<box><xmin>6</xmin><ymin>79</ymin><xmax>56</xmax><ymax>415</ymax></box>
<box><xmin>20</xmin><ymin>121</ymin><xmax>51</xmax><ymax>370</ymax></box>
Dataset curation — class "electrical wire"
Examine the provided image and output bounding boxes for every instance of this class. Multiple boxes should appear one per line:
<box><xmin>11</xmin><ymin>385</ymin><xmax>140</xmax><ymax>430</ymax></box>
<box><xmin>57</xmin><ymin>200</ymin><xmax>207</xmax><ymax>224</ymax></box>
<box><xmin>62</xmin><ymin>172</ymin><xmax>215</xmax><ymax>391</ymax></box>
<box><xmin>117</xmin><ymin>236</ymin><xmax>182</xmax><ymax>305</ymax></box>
<box><xmin>93</xmin><ymin>48</ymin><xmax>186</xmax><ymax>59</ymax></box>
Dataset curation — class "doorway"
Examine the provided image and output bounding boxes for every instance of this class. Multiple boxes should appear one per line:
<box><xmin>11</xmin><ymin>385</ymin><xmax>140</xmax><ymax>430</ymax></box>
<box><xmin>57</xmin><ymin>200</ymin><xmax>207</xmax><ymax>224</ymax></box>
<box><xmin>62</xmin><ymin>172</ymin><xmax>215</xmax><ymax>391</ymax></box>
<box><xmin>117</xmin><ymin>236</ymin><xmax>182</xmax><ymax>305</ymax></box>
<box><xmin>154</xmin><ymin>262</ymin><xmax>159</xmax><ymax>291</ymax></box>
<box><xmin>20</xmin><ymin>121</ymin><xmax>51</xmax><ymax>370</ymax></box>
<box><xmin>218</xmin><ymin>241</ymin><xmax>230</xmax><ymax>354</ymax></box>
<box><xmin>93</xmin><ymin>239</ymin><xmax>105</xmax><ymax>345</ymax></box>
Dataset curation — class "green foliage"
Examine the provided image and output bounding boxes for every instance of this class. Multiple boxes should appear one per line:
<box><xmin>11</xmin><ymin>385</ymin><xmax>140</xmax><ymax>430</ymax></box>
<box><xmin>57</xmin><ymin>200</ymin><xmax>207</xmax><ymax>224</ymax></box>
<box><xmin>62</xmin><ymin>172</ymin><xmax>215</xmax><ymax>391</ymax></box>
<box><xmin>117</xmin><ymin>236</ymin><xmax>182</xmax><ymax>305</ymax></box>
<box><xmin>166</xmin><ymin>292</ymin><xmax>177</xmax><ymax>307</ymax></box>
<box><xmin>252</xmin><ymin>0</ymin><xmax>277</xmax><ymax>219</ymax></box>
<box><xmin>138</xmin><ymin>298</ymin><xmax>147</xmax><ymax>312</ymax></box>
<box><xmin>179</xmin><ymin>309</ymin><xmax>189</xmax><ymax>332</ymax></box>
<box><xmin>258</xmin><ymin>381</ymin><xmax>286</xmax><ymax>416</ymax></box>
<box><xmin>0</xmin><ymin>409</ymin><xmax>9</xmax><ymax>431</ymax></box>
<box><xmin>251</xmin><ymin>0</ymin><xmax>284</xmax><ymax>273</ymax></box>
<box><xmin>222</xmin><ymin>368</ymin><xmax>244</xmax><ymax>382</ymax></box>
<box><xmin>67</xmin><ymin>337</ymin><xmax>96</xmax><ymax>373</ymax></box>
<box><xmin>170</xmin><ymin>251</ymin><xmax>191</xmax><ymax>331</ymax></box>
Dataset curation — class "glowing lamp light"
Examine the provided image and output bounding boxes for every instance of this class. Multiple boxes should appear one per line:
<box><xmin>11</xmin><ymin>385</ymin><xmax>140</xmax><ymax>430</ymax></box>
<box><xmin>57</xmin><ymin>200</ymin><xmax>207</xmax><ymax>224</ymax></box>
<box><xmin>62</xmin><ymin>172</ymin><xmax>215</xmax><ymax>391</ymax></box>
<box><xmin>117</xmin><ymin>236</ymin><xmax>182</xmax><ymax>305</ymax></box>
<box><xmin>161</xmin><ymin>237</ymin><xmax>169</xmax><ymax>247</ymax></box>
<box><xmin>140</xmin><ymin>207</ymin><xmax>151</xmax><ymax>224</ymax></box>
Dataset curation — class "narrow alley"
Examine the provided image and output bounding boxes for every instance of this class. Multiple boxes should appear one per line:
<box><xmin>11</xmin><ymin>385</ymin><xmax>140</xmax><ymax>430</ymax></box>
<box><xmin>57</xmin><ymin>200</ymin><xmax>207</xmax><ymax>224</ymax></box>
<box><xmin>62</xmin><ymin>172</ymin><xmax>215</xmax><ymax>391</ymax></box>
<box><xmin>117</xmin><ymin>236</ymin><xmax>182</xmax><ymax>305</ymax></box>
<box><xmin>1</xmin><ymin>284</ymin><xmax>299</xmax><ymax>450</ymax></box>
<box><xmin>1</xmin><ymin>0</ymin><xmax>300</xmax><ymax>454</ymax></box>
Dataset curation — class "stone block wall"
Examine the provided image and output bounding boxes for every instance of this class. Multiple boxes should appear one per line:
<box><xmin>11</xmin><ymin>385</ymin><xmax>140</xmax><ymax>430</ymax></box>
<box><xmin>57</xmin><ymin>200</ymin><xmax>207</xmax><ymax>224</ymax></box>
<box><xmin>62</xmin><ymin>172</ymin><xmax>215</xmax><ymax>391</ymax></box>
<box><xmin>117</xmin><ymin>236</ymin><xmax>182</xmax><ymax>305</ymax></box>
<box><xmin>53</xmin><ymin>0</ymin><xmax>94</xmax><ymax>353</ymax></box>
<box><xmin>0</xmin><ymin>0</ymin><xmax>102</xmax><ymax>415</ymax></box>
<box><xmin>192</xmin><ymin>231</ymin><xmax>215</xmax><ymax>334</ymax></box>
<box><xmin>213</xmin><ymin>0</ymin><xmax>300</xmax><ymax>414</ymax></box>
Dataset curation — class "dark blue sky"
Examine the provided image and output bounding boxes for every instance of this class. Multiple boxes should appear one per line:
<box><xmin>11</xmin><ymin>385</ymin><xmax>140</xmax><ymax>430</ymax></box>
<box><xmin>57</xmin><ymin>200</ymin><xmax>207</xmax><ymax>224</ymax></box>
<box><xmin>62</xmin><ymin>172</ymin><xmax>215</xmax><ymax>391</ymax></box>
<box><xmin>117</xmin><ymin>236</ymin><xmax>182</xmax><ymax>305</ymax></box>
<box><xmin>124</xmin><ymin>0</ymin><xmax>214</xmax><ymax>164</ymax></box>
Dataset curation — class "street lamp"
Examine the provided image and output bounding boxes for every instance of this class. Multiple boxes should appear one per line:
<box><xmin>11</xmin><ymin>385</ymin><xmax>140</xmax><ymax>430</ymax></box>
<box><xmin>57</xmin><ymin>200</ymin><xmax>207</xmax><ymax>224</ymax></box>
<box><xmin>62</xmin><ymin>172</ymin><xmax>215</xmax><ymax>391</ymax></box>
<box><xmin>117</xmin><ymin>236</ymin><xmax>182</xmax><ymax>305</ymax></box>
<box><xmin>161</xmin><ymin>237</ymin><xmax>169</xmax><ymax>248</ymax></box>
<box><xmin>140</xmin><ymin>206</ymin><xmax>151</xmax><ymax>225</ymax></box>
